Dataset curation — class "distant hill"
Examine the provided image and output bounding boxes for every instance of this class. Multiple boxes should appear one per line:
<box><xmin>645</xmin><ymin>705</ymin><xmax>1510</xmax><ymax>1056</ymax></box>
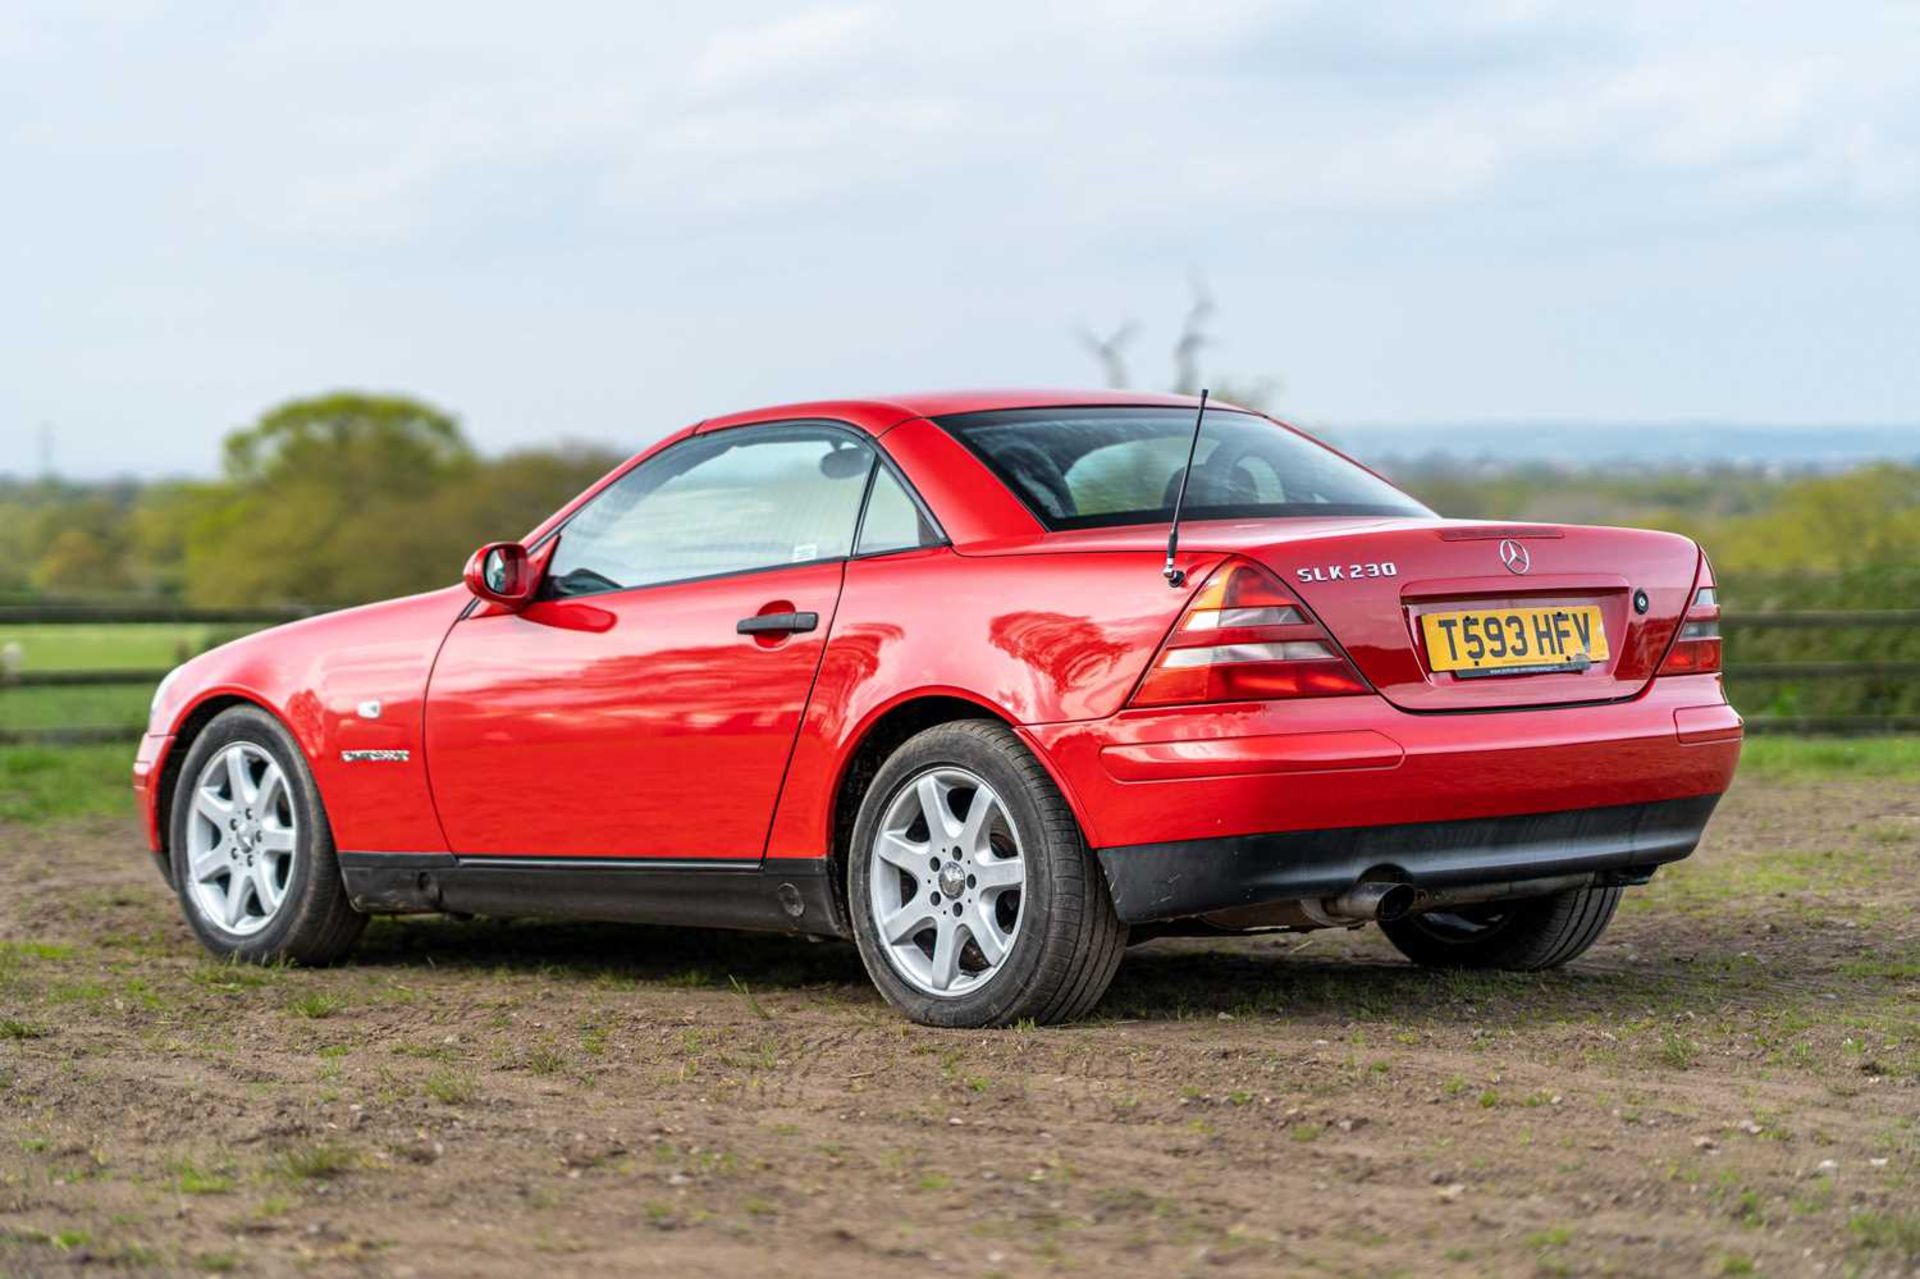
<box><xmin>1309</xmin><ymin>422</ymin><xmax>1917</xmax><ymax>471</ymax></box>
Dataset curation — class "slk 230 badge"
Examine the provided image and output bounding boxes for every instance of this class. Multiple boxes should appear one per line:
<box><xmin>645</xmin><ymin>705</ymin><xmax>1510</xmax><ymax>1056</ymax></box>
<box><xmin>1296</xmin><ymin>561</ymin><xmax>1397</xmax><ymax>583</ymax></box>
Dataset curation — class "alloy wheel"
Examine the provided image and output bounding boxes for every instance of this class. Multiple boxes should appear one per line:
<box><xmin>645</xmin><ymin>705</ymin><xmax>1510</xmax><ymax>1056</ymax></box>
<box><xmin>867</xmin><ymin>766</ymin><xmax>1027</xmax><ymax>997</ymax></box>
<box><xmin>183</xmin><ymin>742</ymin><xmax>298</xmax><ymax>937</ymax></box>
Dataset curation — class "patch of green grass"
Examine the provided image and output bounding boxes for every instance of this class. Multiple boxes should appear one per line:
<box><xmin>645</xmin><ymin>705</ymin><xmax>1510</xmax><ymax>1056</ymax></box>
<box><xmin>1849</xmin><ymin>1210</ymin><xmax>1920</xmax><ymax>1261</ymax></box>
<box><xmin>0</xmin><ymin>744</ymin><xmax>133</xmax><ymax>825</ymax></box>
<box><xmin>1838</xmin><ymin>952</ymin><xmax>1920</xmax><ymax>981</ymax></box>
<box><xmin>727</xmin><ymin>974</ymin><xmax>773</xmax><ymax>1020</ymax></box>
<box><xmin>168</xmin><ymin>1159</ymin><xmax>236</xmax><ymax>1195</ymax></box>
<box><xmin>1636</xmin><ymin>845</ymin><xmax>1898</xmax><ymax>918</ymax></box>
<box><xmin>423</xmin><ymin>1067</ymin><xmax>477</xmax><ymax>1105</ymax></box>
<box><xmin>1657</xmin><ymin>1029</ymin><xmax>1700</xmax><ymax>1070</ymax></box>
<box><xmin>2</xmin><ymin>1017</ymin><xmax>48</xmax><ymax>1041</ymax></box>
<box><xmin>0</xmin><ymin>940</ymin><xmax>74</xmax><ymax>960</ymax></box>
<box><xmin>1527</xmin><ymin>1225</ymin><xmax>1572</xmax><ymax>1249</ymax></box>
<box><xmin>272</xmin><ymin>1142</ymin><xmax>357</xmax><ymax>1181</ymax></box>
<box><xmin>1740</xmin><ymin>735</ymin><xmax>1920</xmax><ymax>781</ymax></box>
<box><xmin>285</xmin><ymin>991</ymin><xmax>345</xmax><ymax>1020</ymax></box>
<box><xmin>191</xmin><ymin>960</ymin><xmax>282</xmax><ymax>992</ymax></box>
<box><xmin>1730</xmin><ymin>1189</ymin><xmax>1767</xmax><ymax>1228</ymax></box>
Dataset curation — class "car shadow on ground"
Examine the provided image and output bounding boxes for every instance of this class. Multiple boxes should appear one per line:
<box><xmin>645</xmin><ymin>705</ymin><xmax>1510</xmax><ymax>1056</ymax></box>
<box><xmin>350</xmin><ymin>914</ymin><xmax>1808</xmax><ymax>1028</ymax></box>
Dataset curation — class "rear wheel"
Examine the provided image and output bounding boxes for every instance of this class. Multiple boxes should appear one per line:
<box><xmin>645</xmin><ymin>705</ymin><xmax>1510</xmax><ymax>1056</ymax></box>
<box><xmin>169</xmin><ymin>706</ymin><xmax>366</xmax><ymax>965</ymax></box>
<box><xmin>1378</xmin><ymin>885</ymin><xmax>1621</xmax><ymax>971</ymax></box>
<box><xmin>848</xmin><ymin>721</ymin><xmax>1126</xmax><ymax>1028</ymax></box>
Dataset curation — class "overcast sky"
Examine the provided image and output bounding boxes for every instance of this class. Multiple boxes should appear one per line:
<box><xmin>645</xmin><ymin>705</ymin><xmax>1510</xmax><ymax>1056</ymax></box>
<box><xmin>3</xmin><ymin>2</ymin><xmax>1915</xmax><ymax>478</ymax></box>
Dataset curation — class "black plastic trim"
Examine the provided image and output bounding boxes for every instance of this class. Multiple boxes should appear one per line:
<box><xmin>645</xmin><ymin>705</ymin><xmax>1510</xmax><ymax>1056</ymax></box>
<box><xmin>736</xmin><ymin>611</ymin><xmax>819</xmax><ymax>635</ymax></box>
<box><xmin>1095</xmin><ymin>795</ymin><xmax>1721</xmax><ymax>924</ymax></box>
<box><xmin>337</xmin><ymin>853</ymin><xmax>847</xmax><ymax>938</ymax></box>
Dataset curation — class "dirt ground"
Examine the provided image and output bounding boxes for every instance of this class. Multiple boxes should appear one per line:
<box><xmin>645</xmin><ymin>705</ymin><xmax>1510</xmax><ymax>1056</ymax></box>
<box><xmin>1</xmin><ymin>775</ymin><xmax>1915</xmax><ymax>1278</ymax></box>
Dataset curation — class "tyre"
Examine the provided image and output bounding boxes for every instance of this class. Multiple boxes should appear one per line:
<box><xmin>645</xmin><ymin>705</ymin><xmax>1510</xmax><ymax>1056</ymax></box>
<box><xmin>1378</xmin><ymin>885</ymin><xmax>1621</xmax><ymax>971</ymax></box>
<box><xmin>168</xmin><ymin>705</ymin><xmax>366</xmax><ymax>965</ymax></box>
<box><xmin>847</xmin><ymin>721</ymin><xmax>1126</xmax><ymax>1028</ymax></box>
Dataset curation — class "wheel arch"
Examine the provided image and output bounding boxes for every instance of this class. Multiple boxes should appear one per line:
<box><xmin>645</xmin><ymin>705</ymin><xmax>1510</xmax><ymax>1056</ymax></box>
<box><xmin>823</xmin><ymin>692</ymin><xmax>1093</xmax><ymax>926</ymax></box>
<box><xmin>154</xmin><ymin>694</ymin><xmax>289</xmax><ymax>869</ymax></box>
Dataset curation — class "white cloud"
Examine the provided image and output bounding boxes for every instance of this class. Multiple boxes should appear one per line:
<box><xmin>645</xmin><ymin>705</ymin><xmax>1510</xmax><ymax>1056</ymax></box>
<box><xmin>2</xmin><ymin>0</ymin><xmax>1917</xmax><ymax>477</ymax></box>
<box><xmin>688</xmin><ymin>5</ymin><xmax>882</xmax><ymax>90</ymax></box>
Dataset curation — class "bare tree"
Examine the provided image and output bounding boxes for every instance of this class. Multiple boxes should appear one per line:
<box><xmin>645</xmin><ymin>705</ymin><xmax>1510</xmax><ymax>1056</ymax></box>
<box><xmin>1077</xmin><ymin>276</ymin><xmax>1279</xmax><ymax>410</ymax></box>
<box><xmin>1077</xmin><ymin>321</ymin><xmax>1138</xmax><ymax>390</ymax></box>
<box><xmin>1171</xmin><ymin>276</ymin><xmax>1215</xmax><ymax>396</ymax></box>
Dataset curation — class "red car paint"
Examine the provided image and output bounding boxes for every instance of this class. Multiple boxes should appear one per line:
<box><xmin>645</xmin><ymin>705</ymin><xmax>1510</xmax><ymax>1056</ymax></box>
<box><xmin>136</xmin><ymin>389</ymin><xmax>1740</xmax><ymax>912</ymax></box>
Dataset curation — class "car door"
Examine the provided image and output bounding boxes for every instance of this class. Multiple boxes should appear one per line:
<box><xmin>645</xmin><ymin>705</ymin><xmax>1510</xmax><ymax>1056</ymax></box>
<box><xmin>423</xmin><ymin>422</ymin><xmax>879</xmax><ymax>860</ymax></box>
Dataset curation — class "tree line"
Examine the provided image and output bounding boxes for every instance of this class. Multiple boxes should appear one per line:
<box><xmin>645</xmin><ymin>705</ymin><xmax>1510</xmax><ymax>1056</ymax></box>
<box><xmin>2</xmin><ymin>394</ymin><xmax>623</xmax><ymax>607</ymax></box>
<box><xmin>2</xmin><ymin>391</ymin><xmax>1915</xmax><ymax>609</ymax></box>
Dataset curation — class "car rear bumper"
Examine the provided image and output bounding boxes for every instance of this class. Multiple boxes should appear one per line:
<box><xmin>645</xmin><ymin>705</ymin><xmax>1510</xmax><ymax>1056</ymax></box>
<box><xmin>1095</xmin><ymin>793</ymin><xmax>1719</xmax><ymax>923</ymax></box>
<box><xmin>1021</xmin><ymin>674</ymin><xmax>1741</xmax><ymax>919</ymax></box>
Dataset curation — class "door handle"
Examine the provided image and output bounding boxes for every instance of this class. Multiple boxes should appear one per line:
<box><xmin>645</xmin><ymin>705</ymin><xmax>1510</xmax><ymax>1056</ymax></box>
<box><xmin>736</xmin><ymin>611</ymin><xmax>819</xmax><ymax>636</ymax></box>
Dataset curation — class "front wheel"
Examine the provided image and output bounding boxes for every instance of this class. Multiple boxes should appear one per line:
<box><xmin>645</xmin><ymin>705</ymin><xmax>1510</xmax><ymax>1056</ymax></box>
<box><xmin>168</xmin><ymin>706</ymin><xmax>366</xmax><ymax>965</ymax></box>
<box><xmin>1378</xmin><ymin>885</ymin><xmax>1622</xmax><ymax>971</ymax></box>
<box><xmin>847</xmin><ymin>721</ymin><xmax>1126</xmax><ymax>1028</ymax></box>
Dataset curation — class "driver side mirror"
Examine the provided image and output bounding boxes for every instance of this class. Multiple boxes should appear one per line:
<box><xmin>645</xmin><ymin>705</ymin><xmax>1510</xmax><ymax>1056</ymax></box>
<box><xmin>463</xmin><ymin>541</ymin><xmax>538</xmax><ymax>610</ymax></box>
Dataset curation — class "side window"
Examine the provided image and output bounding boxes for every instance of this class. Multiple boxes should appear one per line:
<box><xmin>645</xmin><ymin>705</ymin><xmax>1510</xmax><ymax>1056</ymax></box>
<box><xmin>546</xmin><ymin>427</ymin><xmax>875</xmax><ymax>597</ymax></box>
<box><xmin>855</xmin><ymin>465</ymin><xmax>939</xmax><ymax>556</ymax></box>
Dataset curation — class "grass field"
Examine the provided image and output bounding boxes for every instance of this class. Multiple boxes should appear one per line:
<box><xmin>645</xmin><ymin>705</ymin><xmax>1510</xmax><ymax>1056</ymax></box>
<box><xmin>0</xmin><ymin>623</ymin><xmax>242</xmax><ymax>761</ymax></box>
<box><xmin>0</xmin><ymin>745</ymin><xmax>137</xmax><ymax>826</ymax></box>
<box><xmin>0</xmin><ymin>621</ymin><xmax>283</xmax><ymax>742</ymax></box>
<box><xmin>0</xmin><ymin>761</ymin><xmax>1914</xmax><ymax>1276</ymax></box>
<box><xmin>0</xmin><ymin>623</ymin><xmax>223</xmax><ymax>671</ymax></box>
<box><xmin>1740</xmin><ymin>734</ymin><xmax>1920</xmax><ymax>779</ymax></box>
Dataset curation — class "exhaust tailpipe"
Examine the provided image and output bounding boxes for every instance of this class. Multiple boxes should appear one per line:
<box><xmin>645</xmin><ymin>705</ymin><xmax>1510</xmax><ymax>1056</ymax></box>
<box><xmin>1325</xmin><ymin>881</ymin><xmax>1416</xmax><ymax>923</ymax></box>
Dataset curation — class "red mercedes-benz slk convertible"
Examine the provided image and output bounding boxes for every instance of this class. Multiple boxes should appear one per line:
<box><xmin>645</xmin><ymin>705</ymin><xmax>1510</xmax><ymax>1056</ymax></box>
<box><xmin>133</xmin><ymin>390</ymin><xmax>1741</xmax><ymax>1026</ymax></box>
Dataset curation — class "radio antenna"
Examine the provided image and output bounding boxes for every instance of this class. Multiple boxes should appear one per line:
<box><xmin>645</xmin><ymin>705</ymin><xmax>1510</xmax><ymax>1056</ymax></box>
<box><xmin>1162</xmin><ymin>388</ymin><xmax>1209</xmax><ymax>588</ymax></box>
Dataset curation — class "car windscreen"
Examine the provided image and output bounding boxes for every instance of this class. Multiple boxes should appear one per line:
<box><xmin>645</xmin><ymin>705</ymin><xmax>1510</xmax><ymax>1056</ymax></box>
<box><xmin>934</xmin><ymin>406</ymin><xmax>1431</xmax><ymax>530</ymax></box>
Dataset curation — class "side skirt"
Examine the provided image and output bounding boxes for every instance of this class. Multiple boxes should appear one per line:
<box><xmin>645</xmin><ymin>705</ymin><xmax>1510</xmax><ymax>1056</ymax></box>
<box><xmin>337</xmin><ymin>853</ymin><xmax>848</xmax><ymax>939</ymax></box>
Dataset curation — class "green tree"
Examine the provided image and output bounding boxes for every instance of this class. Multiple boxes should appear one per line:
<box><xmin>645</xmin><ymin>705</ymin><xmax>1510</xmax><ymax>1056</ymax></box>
<box><xmin>184</xmin><ymin>392</ymin><xmax>477</xmax><ymax>606</ymax></box>
<box><xmin>30</xmin><ymin>527</ymin><xmax>127</xmax><ymax>594</ymax></box>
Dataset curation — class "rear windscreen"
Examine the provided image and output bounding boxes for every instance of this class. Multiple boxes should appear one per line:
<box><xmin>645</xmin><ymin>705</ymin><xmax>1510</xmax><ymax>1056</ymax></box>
<box><xmin>935</xmin><ymin>406</ymin><xmax>1431</xmax><ymax>530</ymax></box>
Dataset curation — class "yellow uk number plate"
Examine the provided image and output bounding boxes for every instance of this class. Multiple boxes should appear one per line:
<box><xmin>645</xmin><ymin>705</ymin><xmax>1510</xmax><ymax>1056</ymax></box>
<box><xmin>1420</xmin><ymin>605</ymin><xmax>1609</xmax><ymax>675</ymax></box>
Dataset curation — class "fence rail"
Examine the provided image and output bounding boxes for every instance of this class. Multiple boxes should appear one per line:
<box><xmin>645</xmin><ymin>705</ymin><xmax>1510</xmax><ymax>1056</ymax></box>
<box><xmin>1719</xmin><ymin>609</ymin><xmax>1920</xmax><ymax>630</ymax></box>
<box><xmin>3</xmin><ymin>606</ymin><xmax>1915</xmax><ymax>746</ymax></box>
<box><xmin>4</xmin><ymin>668</ymin><xmax>177</xmax><ymax>688</ymax></box>
<box><xmin>0</xmin><ymin>604</ymin><xmax>320</xmax><ymax>625</ymax></box>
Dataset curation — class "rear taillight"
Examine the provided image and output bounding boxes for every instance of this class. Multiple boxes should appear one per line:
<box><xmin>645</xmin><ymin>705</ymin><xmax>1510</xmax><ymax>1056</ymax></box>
<box><xmin>1130</xmin><ymin>559</ymin><xmax>1369</xmax><ymax>706</ymax></box>
<box><xmin>1659</xmin><ymin>583</ymin><xmax>1722</xmax><ymax>675</ymax></box>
